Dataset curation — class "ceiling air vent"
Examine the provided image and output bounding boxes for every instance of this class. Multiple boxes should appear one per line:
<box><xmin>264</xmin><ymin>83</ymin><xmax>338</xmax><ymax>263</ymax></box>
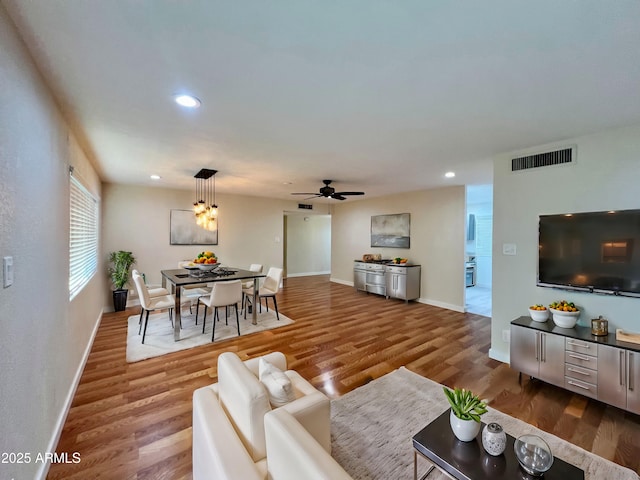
<box><xmin>511</xmin><ymin>147</ymin><xmax>574</xmax><ymax>172</ymax></box>
<box><xmin>298</xmin><ymin>203</ymin><xmax>313</xmax><ymax>210</ymax></box>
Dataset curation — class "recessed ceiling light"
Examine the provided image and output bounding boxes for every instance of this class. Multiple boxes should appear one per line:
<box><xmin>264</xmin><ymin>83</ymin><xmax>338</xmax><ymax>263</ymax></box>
<box><xmin>174</xmin><ymin>94</ymin><xmax>201</xmax><ymax>108</ymax></box>
<box><xmin>150</xmin><ymin>174</ymin><xmax>161</xmax><ymax>180</ymax></box>
<box><xmin>445</xmin><ymin>171</ymin><xmax>455</xmax><ymax>178</ymax></box>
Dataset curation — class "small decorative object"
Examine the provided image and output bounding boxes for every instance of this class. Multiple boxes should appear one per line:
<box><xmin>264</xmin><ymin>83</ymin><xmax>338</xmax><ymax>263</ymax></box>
<box><xmin>591</xmin><ymin>315</ymin><xmax>609</xmax><ymax>336</ymax></box>
<box><xmin>443</xmin><ymin>386</ymin><xmax>487</xmax><ymax>442</ymax></box>
<box><xmin>514</xmin><ymin>434</ymin><xmax>554</xmax><ymax>476</ymax></box>
<box><xmin>482</xmin><ymin>423</ymin><xmax>506</xmax><ymax>456</ymax></box>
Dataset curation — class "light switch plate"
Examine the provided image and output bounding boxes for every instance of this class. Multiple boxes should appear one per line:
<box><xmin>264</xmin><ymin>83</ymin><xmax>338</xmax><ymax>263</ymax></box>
<box><xmin>3</xmin><ymin>256</ymin><xmax>13</xmax><ymax>288</ymax></box>
<box><xmin>502</xmin><ymin>243</ymin><xmax>517</xmax><ymax>255</ymax></box>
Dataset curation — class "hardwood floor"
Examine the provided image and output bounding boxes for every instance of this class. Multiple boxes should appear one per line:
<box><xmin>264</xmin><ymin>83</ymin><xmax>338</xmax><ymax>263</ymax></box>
<box><xmin>48</xmin><ymin>275</ymin><xmax>640</xmax><ymax>478</ymax></box>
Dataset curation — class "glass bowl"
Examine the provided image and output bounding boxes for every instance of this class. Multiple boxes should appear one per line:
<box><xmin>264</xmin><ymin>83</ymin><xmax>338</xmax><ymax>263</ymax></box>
<box><xmin>514</xmin><ymin>434</ymin><xmax>553</xmax><ymax>476</ymax></box>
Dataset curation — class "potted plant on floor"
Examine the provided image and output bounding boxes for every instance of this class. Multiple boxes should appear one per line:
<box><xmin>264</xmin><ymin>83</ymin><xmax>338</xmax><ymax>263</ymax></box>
<box><xmin>443</xmin><ymin>386</ymin><xmax>487</xmax><ymax>441</ymax></box>
<box><xmin>108</xmin><ymin>250</ymin><xmax>136</xmax><ymax>312</ymax></box>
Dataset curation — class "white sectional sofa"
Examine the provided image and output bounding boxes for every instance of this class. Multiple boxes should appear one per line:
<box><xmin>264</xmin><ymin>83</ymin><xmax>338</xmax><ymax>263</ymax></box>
<box><xmin>192</xmin><ymin>351</ymin><xmax>353</xmax><ymax>480</ymax></box>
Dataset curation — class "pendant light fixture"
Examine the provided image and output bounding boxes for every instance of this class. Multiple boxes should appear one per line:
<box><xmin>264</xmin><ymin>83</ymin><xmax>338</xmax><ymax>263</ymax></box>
<box><xmin>193</xmin><ymin>169</ymin><xmax>218</xmax><ymax>231</ymax></box>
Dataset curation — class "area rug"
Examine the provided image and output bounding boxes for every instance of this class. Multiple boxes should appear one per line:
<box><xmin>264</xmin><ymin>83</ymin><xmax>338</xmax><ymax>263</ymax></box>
<box><xmin>126</xmin><ymin>308</ymin><xmax>294</xmax><ymax>363</ymax></box>
<box><xmin>330</xmin><ymin>367</ymin><xmax>639</xmax><ymax>480</ymax></box>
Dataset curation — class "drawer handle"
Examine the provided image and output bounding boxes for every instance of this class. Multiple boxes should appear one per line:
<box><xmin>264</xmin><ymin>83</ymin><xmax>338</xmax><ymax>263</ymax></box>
<box><xmin>567</xmin><ymin>380</ymin><xmax>591</xmax><ymax>390</ymax></box>
<box><xmin>568</xmin><ymin>353</ymin><xmax>591</xmax><ymax>362</ymax></box>
<box><xmin>567</xmin><ymin>341</ymin><xmax>590</xmax><ymax>349</ymax></box>
<box><xmin>629</xmin><ymin>352</ymin><xmax>634</xmax><ymax>392</ymax></box>
<box><xmin>567</xmin><ymin>367</ymin><xmax>590</xmax><ymax>376</ymax></box>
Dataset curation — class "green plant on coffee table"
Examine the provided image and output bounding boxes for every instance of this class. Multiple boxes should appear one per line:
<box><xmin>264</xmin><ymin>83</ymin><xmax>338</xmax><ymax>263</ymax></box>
<box><xmin>443</xmin><ymin>386</ymin><xmax>487</xmax><ymax>422</ymax></box>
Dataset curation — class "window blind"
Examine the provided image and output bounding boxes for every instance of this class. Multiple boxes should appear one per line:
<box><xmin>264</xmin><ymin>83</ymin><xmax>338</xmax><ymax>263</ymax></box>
<box><xmin>69</xmin><ymin>175</ymin><xmax>98</xmax><ymax>300</ymax></box>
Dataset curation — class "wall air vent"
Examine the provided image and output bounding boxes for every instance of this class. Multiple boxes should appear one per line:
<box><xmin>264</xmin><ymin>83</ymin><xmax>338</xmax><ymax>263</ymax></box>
<box><xmin>298</xmin><ymin>203</ymin><xmax>313</xmax><ymax>210</ymax></box>
<box><xmin>511</xmin><ymin>147</ymin><xmax>574</xmax><ymax>172</ymax></box>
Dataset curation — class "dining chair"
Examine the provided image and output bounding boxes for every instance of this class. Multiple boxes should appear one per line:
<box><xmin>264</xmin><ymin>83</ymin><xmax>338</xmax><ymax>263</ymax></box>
<box><xmin>243</xmin><ymin>267</ymin><xmax>283</xmax><ymax>321</ymax></box>
<box><xmin>241</xmin><ymin>263</ymin><xmax>263</xmax><ymax>314</ymax></box>
<box><xmin>177</xmin><ymin>260</ymin><xmax>212</xmax><ymax>319</ymax></box>
<box><xmin>132</xmin><ymin>270</ymin><xmax>177</xmax><ymax>344</ymax></box>
<box><xmin>132</xmin><ymin>269</ymin><xmax>170</xmax><ymax>326</ymax></box>
<box><xmin>197</xmin><ymin>280</ymin><xmax>243</xmax><ymax>341</ymax></box>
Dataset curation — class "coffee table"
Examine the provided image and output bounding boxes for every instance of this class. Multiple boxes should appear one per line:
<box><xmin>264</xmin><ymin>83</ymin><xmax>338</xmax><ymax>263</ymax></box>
<box><xmin>412</xmin><ymin>409</ymin><xmax>584</xmax><ymax>480</ymax></box>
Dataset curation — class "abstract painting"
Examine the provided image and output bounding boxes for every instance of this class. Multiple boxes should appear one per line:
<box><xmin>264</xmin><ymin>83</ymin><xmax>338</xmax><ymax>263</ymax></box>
<box><xmin>371</xmin><ymin>213</ymin><xmax>410</xmax><ymax>248</ymax></box>
<box><xmin>170</xmin><ymin>209</ymin><xmax>218</xmax><ymax>245</ymax></box>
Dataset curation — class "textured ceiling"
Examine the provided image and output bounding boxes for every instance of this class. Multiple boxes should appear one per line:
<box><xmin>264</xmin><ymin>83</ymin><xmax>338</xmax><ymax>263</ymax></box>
<box><xmin>5</xmin><ymin>1</ymin><xmax>640</xmax><ymax>202</ymax></box>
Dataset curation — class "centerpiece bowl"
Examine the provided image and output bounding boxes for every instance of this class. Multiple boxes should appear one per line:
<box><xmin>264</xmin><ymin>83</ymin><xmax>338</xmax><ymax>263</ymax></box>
<box><xmin>550</xmin><ymin>308</ymin><xmax>580</xmax><ymax>328</ymax></box>
<box><xmin>528</xmin><ymin>308</ymin><xmax>549</xmax><ymax>322</ymax></box>
<box><xmin>514</xmin><ymin>434</ymin><xmax>553</xmax><ymax>476</ymax></box>
<box><xmin>198</xmin><ymin>263</ymin><xmax>220</xmax><ymax>271</ymax></box>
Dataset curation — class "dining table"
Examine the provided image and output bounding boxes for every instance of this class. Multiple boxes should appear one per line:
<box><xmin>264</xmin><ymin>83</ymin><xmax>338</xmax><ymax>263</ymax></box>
<box><xmin>161</xmin><ymin>267</ymin><xmax>266</xmax><ymax>341</ymax></box>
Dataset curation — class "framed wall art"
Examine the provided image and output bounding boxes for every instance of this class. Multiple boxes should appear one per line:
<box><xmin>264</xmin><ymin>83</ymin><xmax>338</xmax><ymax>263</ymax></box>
<box><xmin>170</xmin><ymin>209</ymin><xmax>218</xmax><ymax>245</ymax></box>
<box><xmin>371</xmin><ymin>213</ymin><xmax>410</xmax><ymax>248</ymax></box>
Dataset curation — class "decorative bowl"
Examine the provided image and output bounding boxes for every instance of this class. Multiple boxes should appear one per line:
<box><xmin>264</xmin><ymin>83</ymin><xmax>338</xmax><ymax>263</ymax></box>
<box><xmin>550</xmin><ymin>308</ymin><xmax>580</xmax><ymax>328</ymax></box>
<box><xmin>198</xmin><ymin>263</ymin><xmax>220</xmax><ymax>271</ymax></box>
<box><xmin>528</xmin><ymin>308</ymin><xmax>549</xmax><ymax>323</ymax></box>
<box><xmin>514</xmin><ymin>434</ymin><xmax>553</xmax><ymax>476</ymax></box>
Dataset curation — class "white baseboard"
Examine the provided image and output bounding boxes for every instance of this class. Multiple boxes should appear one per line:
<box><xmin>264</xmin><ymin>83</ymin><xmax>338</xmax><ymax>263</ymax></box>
<box><xmin>417</xmin><ymin>297</ymin><xmax>465</xmax><ymax>313</ymax></box>
<box><xmin>330</xmin><ymin>277</ymin><xmax>353</xmax><ymax>287</ymax></box>
<box><xmin>286</xmin><ymin>271</ymin><xmax>331</xmax><ymax>278</ymax></box>
<box><xmin>36</xmin><ymin>308</ymin><xmax>103</xmax><ymax>480</ymax></box>
<box><xmin>489</xmin><ymin>347</ymin><xmax>510</xmax><ymax>364</ymax></box>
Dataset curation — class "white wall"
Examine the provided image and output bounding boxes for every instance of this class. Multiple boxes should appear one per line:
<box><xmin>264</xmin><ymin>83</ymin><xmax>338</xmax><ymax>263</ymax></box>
<box><xmin>0</xmin><ymin>6</ymin><xmax>104</xmax><ymax>479</ymax></box>
<box><xmin>101</xmin><ymin>183</ymin><xmax>302</xmax><ymax>309</ymax></box>
<box><xmin>285</xmin><ymin>213</ymin><xmax>331</xmax><ymax>276</ymax></box>
<box><xmin>491</xmin><ymin>124</ymin><xmax>640</xmax><ymax>363</ymax></box>
<box><xmin>331</xmin><ymin>187</ymin><xmax>466</xmax><ymax>311</ymax></box>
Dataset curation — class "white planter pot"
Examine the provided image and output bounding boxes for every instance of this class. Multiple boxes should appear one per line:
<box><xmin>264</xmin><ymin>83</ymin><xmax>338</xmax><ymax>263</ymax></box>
<box><xmin>449</xmin><ymin>410</ymin><xmax>481</xmax><ymax>442</ymax></box>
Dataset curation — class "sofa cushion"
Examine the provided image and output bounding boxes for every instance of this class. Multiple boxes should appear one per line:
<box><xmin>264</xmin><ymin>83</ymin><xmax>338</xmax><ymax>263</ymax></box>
<box><xmin>192</xmin><ymin>386</ymin><xmax>265</xmax><ymax>480</ymax></box>
<box><xmin>264</xmin><ymin>408</ymin><xmax>354</xmax><ymax>480</ymax></box>
<box><xmin>217</xmin><ymin>352</ymin><xmax>272</xmax><ymax>462</ymax></box>
<box><xmin>259</xmin><ymin>358</ymin><xmax>296</xmax><ymax>407</ymax></box>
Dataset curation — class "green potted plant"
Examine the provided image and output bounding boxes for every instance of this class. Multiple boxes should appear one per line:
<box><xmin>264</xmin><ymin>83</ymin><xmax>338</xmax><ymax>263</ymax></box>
<box><xmin>443</xmin><ymin>386</ymin><xmax>487</xmax><ymax>441</ymax></box>
<box><xmin>108</xmin><ymin>250</ymin><xmax>136</xmax><ymax>311</ymax></box>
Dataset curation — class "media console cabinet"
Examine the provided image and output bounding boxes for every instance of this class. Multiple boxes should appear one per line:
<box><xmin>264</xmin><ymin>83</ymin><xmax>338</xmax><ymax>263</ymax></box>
<box><xmin>510</xmin><ymin>316</ymin><xmax>640</xmax><ymax>414</ymax></box>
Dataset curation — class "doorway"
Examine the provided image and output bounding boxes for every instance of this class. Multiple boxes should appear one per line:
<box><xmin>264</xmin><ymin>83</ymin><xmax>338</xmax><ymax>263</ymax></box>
<box><xmin>465</xmin><ymin>185</ymin><xmax>492</xmax><ymax>317</ymax></box>
<box><xmin>283</xmin><ymin>212</ymin><xmax>331</xmax><ymax>278</ymax></box>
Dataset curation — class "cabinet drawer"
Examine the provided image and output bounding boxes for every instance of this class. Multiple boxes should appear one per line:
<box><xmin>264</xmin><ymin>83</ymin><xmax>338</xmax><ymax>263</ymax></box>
<box><xmin>565</xmin><ymin>377</ymin><xmax>598</xmax><ymax>399</ymax></box>
<box><xmin>565</xmin><ymin>351</ymin><xmax>598</xmax><ymax>370</ymax></box>
<box><xmin>365</xmin><ymin>284</ymin><xmax>386</xmax><ymax>296</ymax></box>
<box><xmin>365</xmin><ymin>264</ymin><xmax>384</xmax><ymax>271</ymax></box>
<box><xmin>386</xmin><ymin>266</ymin><xmax>407</xmax><ymax>274</ymax></box>
<box><xmin>565</xmin><ymin>338</ymin><xmax>597</xmax><ymax>356</ymax></box>
<box><xmin>565</xmin><ymin>364</ymin><xmax>598</xmax><ymax>385</ymax></box>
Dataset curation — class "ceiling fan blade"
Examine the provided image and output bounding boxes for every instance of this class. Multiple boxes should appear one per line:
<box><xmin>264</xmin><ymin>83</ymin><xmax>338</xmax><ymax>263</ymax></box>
<box><xmin>331</xmin><ymin>194</ymin><xmax>347</xmax><ymax>200</ymax></box>
<box><xmin>291</xmin><ymin>192</ymin><xmax>320</xmax><ymax>195</ymax></box>
<box><xmin>334</xmin><ymin>191</ymin><xmax>365</xmax><ymax>196</ymax></box>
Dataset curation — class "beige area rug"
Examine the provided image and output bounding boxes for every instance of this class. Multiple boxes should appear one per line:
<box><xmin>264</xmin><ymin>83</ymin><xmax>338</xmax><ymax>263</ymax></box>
<box><xmin>126</xmin><ymin>307</ymin><xmax>294</xmax><ymax>363</ymax></box>
<box><xmin>330</xmin><ymin>367</ymin><xmax>639</xmax><ymax>480</ymax></box>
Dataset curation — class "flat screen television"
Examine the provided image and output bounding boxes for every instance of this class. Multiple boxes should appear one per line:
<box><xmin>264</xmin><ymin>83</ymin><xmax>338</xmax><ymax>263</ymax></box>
<box><xmin>538</xmin><ymin>209</ymin><xmax>640</xmax><ymax>297</ymax></box>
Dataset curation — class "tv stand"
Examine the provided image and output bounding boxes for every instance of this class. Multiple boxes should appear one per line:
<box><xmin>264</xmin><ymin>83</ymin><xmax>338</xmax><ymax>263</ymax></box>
<box><xmin>510</xmin><ymin>316</ymin><xmax>640</xmax><ymax>415</ymax></box>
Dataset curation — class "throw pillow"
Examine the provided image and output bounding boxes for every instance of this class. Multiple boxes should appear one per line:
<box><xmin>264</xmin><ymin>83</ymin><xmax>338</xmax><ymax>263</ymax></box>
<box><xmin>259</xmin><ymin>358</ymin><xmax>295</xmax><ymax>407</ymax></box>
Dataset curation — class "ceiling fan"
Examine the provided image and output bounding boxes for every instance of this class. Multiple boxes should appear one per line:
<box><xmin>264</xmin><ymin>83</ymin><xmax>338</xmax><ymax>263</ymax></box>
<box><xmin>291</xmin><ymin>180</ymin><xmax>365</xmax><ymax>201</ymax></box>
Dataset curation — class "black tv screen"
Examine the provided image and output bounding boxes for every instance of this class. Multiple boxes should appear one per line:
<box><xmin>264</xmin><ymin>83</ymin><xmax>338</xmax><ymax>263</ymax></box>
<box><xmin>538</xmin><ymin>209</ymin><xmax>640</xmax><ymax>296</ymax></box>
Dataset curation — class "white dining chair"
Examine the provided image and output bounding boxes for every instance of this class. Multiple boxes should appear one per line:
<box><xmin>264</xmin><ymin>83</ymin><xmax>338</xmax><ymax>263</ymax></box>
<box><xmin>243</xmin><ymin>267</ymin><xmax>283</xmax><ymax>321</ymax></box>
<box><xmin>197</xmin><ymin>280</ymin><xmax>243</xmax><ymax>341</ymax></box>
<box><xmin>132</xmin><ymin>270</ymin><xmax>177</xmax><ymax>344</ymax></box>
<box><xmin>132</xmin><ymin>269</ymin><xmax>170</xmax><ymax>326</ymax></box>
<box><xmin>177</xmin><ymin>261</ymin><xmax>212</xmax><ymax>319</ymax></box>
<box><xmin>241</xmin><ymin>263</ymin><xmax>263</xmax><ymax>314</ymax></box>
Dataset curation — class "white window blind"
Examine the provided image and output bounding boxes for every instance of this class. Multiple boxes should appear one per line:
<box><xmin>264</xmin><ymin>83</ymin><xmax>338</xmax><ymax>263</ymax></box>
<box><xmin>69</xmin><ymin>175</ymin><xmax>98</xmax><ymax>300</ymax></box>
